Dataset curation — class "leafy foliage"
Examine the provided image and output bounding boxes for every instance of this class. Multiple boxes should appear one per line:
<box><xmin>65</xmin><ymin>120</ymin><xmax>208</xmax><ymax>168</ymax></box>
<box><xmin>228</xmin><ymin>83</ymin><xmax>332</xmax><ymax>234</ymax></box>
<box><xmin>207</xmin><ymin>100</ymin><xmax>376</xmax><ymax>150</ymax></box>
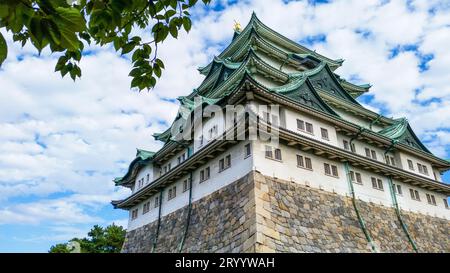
<box><xmin>0</xmin><ymin>0</ymin><xmax>210</xmax><ymax>90</ymax></box>
<box><xmin>48</xmin><ymin>223</ymin><xmax>126</xmax><ymax>253</ymax></box>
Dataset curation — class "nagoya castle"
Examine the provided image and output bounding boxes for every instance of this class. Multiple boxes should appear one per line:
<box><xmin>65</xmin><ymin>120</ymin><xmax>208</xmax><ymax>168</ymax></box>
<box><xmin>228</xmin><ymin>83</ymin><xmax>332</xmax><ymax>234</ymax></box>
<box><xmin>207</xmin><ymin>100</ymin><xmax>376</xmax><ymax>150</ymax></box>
<box><xmin>112</xmin><ymin>13</ymin><xmax>450</xmax><ymax>253</ymax></box>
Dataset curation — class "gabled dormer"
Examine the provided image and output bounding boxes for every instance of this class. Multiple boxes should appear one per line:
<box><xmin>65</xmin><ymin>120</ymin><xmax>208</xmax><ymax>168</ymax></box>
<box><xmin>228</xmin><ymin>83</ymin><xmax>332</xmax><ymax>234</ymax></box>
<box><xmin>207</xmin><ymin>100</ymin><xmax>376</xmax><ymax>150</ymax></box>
<box><xmin>378</xmin><ymin>118</ymin><xmax>431</xmax><ymax>154</ymax></box>
<box><xmin>114</xmin><ymin>149</ymin><xmax>155</xmax><ymax>188</ymax></box>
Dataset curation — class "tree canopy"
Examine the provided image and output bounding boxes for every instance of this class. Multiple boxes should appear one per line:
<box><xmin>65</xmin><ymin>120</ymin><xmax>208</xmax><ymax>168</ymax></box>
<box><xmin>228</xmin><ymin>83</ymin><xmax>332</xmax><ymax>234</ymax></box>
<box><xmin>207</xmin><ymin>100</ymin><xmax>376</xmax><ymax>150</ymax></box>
<box><xmin>0</xmin><ymin>0</ymin><xmax>210</xmax><ymax>90</ymax></box>
<box><xmin>49</xmin><ymin>223</ymin><xmax>126</xmax><ymax>253</ymax></box>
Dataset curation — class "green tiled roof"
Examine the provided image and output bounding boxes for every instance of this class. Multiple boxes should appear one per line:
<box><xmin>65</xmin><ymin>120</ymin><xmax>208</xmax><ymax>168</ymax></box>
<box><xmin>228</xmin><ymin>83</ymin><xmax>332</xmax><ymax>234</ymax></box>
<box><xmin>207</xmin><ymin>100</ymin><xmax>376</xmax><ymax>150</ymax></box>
<box><xmin>378</xmin><ymin>118</ymin><xmax>431</xmax><ymax>154</ymax></box>
<box><xmin>378</xmin><ymin>118</ymin><xmax>408</xmax><ymax>139</ymax></box>
<box><xmin>114</xmin><ymin>149</ymin><xmax>155</xmax><ymax>186</ymax></box>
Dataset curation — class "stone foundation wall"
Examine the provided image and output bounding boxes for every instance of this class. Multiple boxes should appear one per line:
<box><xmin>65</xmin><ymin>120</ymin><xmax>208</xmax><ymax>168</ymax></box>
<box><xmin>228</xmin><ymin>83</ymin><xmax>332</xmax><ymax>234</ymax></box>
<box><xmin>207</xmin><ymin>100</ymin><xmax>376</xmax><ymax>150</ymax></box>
<box><xmin>121</xmin><ymin>172</ymin><xmax>257</xmax><ymax>253</ymax></box>
<box><xmin>253</xmin><ymin>172</ymin><xmax>449</xmax><ymax>253</ymax></box>
<box><xmin>122</xmin><ymin>171</ymin><xmax>450</xmax><ymax>253</ymax></box>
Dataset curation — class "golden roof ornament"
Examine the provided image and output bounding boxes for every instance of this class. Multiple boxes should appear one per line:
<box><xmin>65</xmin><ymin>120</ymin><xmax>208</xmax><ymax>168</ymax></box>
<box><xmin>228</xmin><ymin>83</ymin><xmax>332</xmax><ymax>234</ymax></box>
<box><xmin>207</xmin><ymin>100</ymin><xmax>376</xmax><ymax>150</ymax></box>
<box><xmin>233</xmin><ymin>20</ymin><xmax>242</xmax><ymax>32</ymax></box>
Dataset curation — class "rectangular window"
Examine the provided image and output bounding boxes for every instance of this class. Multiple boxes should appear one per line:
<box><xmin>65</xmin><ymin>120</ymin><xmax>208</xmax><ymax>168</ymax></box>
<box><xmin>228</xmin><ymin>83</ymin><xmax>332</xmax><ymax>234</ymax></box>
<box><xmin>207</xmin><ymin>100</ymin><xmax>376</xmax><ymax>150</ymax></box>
<box><xmin>371</xmin><ymin>177</ymin><xmax>377</xmax><ymax>189</ymax></box>
<box><xmin>355</xmin><ymin>172</ymin><xmax>362</xmax><ymax>184</ymax></box>
<box><xmin>324</xmin><ymin>163</ymin><xmax>338</xmax><ymax>177</ymax></box>
<box><xmin>343</xmin><ymin>140</ymin><xmax>350</xmax><ymax>151</ymax></box>
<box><xmin>407</xmin><ymin>160</ymin><xmax>414</xmax><ymax>170</ymax></box>
<box><xmin>274</xmin><ymin>148</ymin><xmax>282</xmax><ymax>161</ymax></box>
<box><xmin>371</xmin><ymin>177</ymin><xmax>383</xmax><ymax>190</ymax></box>
<box><xmin>305</xmin><ymin>157</ymin><xmax>312</xmax><ymax>170</ymax></box>
<box><xmin>371</xmin><ymin>150</ymin><xmax>377</xmax><ymax>160</ymax></box>
<box><xmin>444</xmin><ymin>199</ymin><xmax>449</xmax><ymax>209</ymax></box>
<box><xmin>219</xmin><ymin>155</ymin><xmax>231</xmax><ymax>172</ymax></box>
<box><xmin>365</xmin><ymin>148</ymin><xmax>377</xmax><ymax>160</ymax></box>
<box><xmin>350</xmin><ymin>171</ymin><xmax>362</xmax><ymax>184</ymax></box>
<box><xmin>410</xmin><ymin>189</ymin><xmax>420</xmax><ymax>201</ymax></box>
<box><xmin>377</xmin><ymin>179</ymin><xmax>383</xmax><ymax>190</ymax></box>
<box><xmin>321</xmin><ymin>128</ymin><xmax>329</xmax><ymax>140</ymax></box>
<box><xmin>219</xmin><ymin>159</ymin><xmax>224</xmax><ymax>171</ymax></box>
<box><xmin>305</xmin><ymin>122</ymin><xmax>314</xmax><ymax>134</ymax></box>
<box><xmin>394</xmin><ymin>184</ymin><xmax>402</xmax><ymax>195</ymax></box>
<box><xmin>244</xmin><ymin>143</ymin><xmax>251</xmax><ymax>158</ymax></box>
<box><xmin>297</xmin><ymin>119</ymin><xmax>305</xmax><ymax>131</ymax></box>
<box><xmin>349</xmin><ymin>171</ymin><xmax>355</xmax><ymax>182</ymax></box>
<box><xmin>389</xmin><ymin>156</ymin><xmax>395</xmax><ymax>166</ymax></box>
<box><xmin>225</xmin><ymin>155</ymin><xmax>231</xmax><ymax>168</ymax></box>
<box><xmin>154</xmin><ymin>196</ymin><xmax>160</xmax><ymax>208</ymax></box>
<box><xmin>417</xmin><ymin>163</ymin><xmax>423</xmax><ymax>174</ymax></box>
<box><xmin>297</xmin><ymin>155</ymin><xmax>304</xmax><ymax>168</ymax></box>
<box><xmin>297</xmin><ymin>155</ymin><xmax>312</xmax><ymax>170</ymax></box>
<box><xmin>131</xmin><ymin>209</ymin><xmax>138</xmax><ymax>220</ymax></box>
<box><xmin>324</xmin><ymin>163</ymin><xmax>331</xmax><ymax>176</ymax></box>
<box><xmin>265</xmin><ymin>145</ymin><xmax>273</xmax><ymax>158</ymax></box>
<box><xmin>168</xmin><ymin>186</ymin><xmax>177</xmax><ymax>200</ymax></box>
<box><xmin>426</xmin><ymin>194</ymin><xmax>436</xmax><ymax>205</ymax></box>
<box><xmin>183</xmin><ymin>179</ymin><xmax>189</xmax><ymax>192</ymax></box>
<box><xmin>331</xmin><ymin>165</ymin><xmax>338</xmax><ymax>177</ymax></box>
<box><xmin>200</xmin><ymin>167</ymin><xmax>210</xmax><ymax>182</ymax></box>
<box><xmin>143</xmin><ymin>201</ymin><xmax>150</xmax><ymax>214</ymax></box>
<box><xmin>386</xmin><ymin>155</ymin><xmax>396</xmax><ymax>166</ymax></box>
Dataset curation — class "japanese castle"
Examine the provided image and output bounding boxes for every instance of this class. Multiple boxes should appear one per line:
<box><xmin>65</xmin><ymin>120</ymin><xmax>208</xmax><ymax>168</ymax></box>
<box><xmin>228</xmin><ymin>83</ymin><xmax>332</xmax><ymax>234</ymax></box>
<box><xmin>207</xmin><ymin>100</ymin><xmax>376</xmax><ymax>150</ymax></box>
<box><xmin>112</xmin><ymin>13</ymin><xmax>450</xmax><ymax>253</ymax></box>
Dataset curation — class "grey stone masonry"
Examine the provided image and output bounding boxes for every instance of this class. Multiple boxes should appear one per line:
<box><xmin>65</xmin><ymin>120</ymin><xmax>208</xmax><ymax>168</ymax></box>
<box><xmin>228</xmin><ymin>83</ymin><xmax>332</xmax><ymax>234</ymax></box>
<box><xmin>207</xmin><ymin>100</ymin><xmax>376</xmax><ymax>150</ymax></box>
<box><xmin>121</xmin><ymin>171</ymin><xmax>450</xmax><ymax>253</ymax></box>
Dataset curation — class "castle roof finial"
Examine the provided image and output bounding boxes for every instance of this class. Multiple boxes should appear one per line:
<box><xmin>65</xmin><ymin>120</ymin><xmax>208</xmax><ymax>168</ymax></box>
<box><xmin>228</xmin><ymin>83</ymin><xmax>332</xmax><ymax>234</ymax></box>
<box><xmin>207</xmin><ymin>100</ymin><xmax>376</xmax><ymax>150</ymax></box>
<box><xmin>233</xmin><ymin>20</ymin><xmax>242</xmax><ymax>32</ymax></box>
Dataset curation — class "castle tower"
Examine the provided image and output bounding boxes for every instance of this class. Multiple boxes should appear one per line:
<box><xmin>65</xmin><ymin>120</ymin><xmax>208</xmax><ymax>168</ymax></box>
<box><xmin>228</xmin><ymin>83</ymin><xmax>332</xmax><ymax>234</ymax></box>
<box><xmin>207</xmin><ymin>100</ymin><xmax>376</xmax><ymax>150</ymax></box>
<box><xmin>112</xmin><ymin>14</ymin><xmax>450</xmax><ymax>253</ymax></box>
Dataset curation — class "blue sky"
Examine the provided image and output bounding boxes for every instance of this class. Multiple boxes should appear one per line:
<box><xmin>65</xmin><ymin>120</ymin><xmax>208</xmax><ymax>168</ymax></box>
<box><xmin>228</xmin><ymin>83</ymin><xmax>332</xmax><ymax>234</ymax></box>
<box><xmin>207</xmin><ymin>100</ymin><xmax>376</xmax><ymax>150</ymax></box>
<box><xmin>1</xmin><ymin>0</ymin><xmax>450</xmax><ymax>252</ymax></box>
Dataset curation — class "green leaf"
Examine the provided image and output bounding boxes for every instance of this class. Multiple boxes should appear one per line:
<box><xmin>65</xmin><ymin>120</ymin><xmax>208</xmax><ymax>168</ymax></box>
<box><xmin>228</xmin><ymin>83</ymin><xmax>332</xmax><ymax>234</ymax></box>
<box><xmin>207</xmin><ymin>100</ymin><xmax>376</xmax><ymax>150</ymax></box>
<box><xmin>131</xmin><ymin>76</ymin><xmax>142</xmax><ymax>88</ymax></box>
<box><xmin>0</xmin><ymin>32</ymin><xmax>7</xmax><ymax>66</ymax></box>
<box><xmin>153</xmin><ymin>63</ymin><xmax>162</xmax><ymax>78</ymax></box>
<box><xmin>165</xmin><ymin>9</ymin><xmax>177</xmax><ymax>18</ymax></box>
<box><xmin>52</xmin><ymin>7</ymin><xmax>85</xmax><ymax>51</ymax></box>
<box><xmin>58</xmin><ymin>25</ymin><xmax>80</xmax><ymax>51</ymax></box>
<box><xmin>54</xmin><ymin>7</ymin><xmax>86</xmax><ymax>32</ymax></box>
<box><xmin>182</xmin><ymin>17</ymin><xmax>192</xmax><ymax>32</ymax></box>
<box><xmin>121</xmin><ymin>42</ymin><xmax>135</xmax><ymax>55</ymax></box>
<box><xmin>169</xmin><ymin>24</ymin><xmax>178</xmax><ymax>38</ymax></box>
<box><xmin>155</xmin><ymin>58</ymin><xmax>165</xmax><ymax>69</ymax></box>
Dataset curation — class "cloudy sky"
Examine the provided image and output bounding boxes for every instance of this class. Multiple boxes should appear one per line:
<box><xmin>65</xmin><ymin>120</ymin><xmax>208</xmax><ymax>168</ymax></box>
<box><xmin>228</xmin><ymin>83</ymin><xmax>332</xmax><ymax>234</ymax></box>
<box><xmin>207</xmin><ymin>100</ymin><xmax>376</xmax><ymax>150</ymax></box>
<box><xmin>0</xmin><ymin>0</ymin><xmax>449</xmax><ymax>252</ymax></box>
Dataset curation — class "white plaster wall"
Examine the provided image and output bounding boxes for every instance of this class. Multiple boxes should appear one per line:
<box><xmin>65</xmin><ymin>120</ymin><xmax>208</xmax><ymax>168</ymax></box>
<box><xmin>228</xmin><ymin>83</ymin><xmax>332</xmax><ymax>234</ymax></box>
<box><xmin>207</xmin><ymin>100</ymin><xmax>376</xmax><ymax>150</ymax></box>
<box><xmin>336</xmin><ymin>134</ymin><xmax>386</xmax><ymax>165</ymax></box>
<box><xmin>433</xmin><ymin>169</ymin><xmax>443</xmax><ymax>182</ymax></box>
<box><xmin>132</xmin><ymin>164</ymin><xmax>154</xmax><ymax>194</ymax></box>
<box><xmin>333</xmin><ymin>108</ymin><xmax>367</xmax><ymax>129</ymax></box>
<box><xmin>398</xmin><ymin>151</ymin><xmax>434</xmax><ymax>180</ymax></box>
<box><xmin>252</xmin><ymin>139</ymin><xmax>450</xmax><ymax>220</ymax></box>
<box><xmin>127</xmin><ymin>141</ymin><xmax>253</xmax><ymax>231</ymax></box>
<box><xmin>283</xmin><ymin>107</ymin><xmax>339</xmax><ymax>146</ymax></box>
<box><xmin>393</xmin><ymin>179</ymin><xmax>449</xmax><ymax>219</ymax></box>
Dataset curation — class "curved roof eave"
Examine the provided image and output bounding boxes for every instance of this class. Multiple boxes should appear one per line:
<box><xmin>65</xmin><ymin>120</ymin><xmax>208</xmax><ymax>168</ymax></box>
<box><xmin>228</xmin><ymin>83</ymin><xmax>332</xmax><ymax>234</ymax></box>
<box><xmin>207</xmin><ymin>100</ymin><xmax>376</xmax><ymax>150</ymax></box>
<box><xmin>114</xmin><ymin>149</ymin><xmax>155</xmax><ymax>186</ymax></box>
